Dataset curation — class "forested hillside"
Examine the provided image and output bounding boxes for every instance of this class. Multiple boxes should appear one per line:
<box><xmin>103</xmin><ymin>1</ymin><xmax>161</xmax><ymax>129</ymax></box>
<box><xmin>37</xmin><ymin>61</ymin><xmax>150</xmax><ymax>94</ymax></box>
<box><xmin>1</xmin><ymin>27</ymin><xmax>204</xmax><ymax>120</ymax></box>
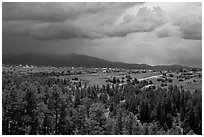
<box><xmin>2</xmin><ymin>73</ymin><xmax>202</xmax><ymax>135</ymax></box>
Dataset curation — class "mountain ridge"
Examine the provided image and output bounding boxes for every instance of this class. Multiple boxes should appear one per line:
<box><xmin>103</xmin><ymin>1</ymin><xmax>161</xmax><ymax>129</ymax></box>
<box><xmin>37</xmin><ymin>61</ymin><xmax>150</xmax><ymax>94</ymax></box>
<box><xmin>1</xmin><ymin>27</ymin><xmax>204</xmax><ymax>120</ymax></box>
<box><xmin>2</xmin><ymin>53</ymin><xmax>195</xmax><ymax>70</ymax></box>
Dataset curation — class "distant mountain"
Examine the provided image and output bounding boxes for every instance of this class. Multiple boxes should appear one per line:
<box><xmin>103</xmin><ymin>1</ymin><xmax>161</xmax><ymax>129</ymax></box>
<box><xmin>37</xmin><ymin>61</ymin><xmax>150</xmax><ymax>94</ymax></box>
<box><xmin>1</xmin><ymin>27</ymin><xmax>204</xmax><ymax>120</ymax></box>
<box><xmin>153</xmin><ymin>64</ymin><xmax>192</xmax><ymax>71</ymax></box>
<box><xmin>2</xmin><ymin>53</ymin><xmax>194</xmax><ymax>70</ymax></box>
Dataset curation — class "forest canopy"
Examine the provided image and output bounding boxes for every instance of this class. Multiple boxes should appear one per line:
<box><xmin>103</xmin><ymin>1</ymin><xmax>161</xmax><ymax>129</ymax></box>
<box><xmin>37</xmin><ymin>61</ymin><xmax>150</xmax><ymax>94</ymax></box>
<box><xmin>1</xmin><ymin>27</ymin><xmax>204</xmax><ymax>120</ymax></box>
<box><xmin>2</xmin><ymin>72</ymin><xmax>202</xmax><ymax>135</ymax></box>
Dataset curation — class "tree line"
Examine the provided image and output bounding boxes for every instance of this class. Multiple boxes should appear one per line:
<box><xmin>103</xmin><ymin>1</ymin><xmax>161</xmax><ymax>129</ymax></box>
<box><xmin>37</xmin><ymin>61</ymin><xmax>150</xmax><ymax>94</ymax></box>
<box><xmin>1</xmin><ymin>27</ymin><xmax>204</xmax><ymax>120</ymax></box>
<box><xmin>2</xmin><ymin>73</ymin><xmax>202</xmax><ymax>135</ymax></box>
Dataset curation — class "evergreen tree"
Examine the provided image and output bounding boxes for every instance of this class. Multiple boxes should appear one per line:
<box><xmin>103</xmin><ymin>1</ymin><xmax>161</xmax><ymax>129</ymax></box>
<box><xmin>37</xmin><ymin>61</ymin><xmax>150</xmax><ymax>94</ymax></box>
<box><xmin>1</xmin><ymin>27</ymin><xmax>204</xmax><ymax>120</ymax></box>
<box><xmin>48</xmin><ymin>84</ymin><xmax>62</xmax><ymax>135</ymax></box>
<box><xmin>24</xmin><ymin>84</ymin><xmax>38</xmax><ymax>135</ymax></box>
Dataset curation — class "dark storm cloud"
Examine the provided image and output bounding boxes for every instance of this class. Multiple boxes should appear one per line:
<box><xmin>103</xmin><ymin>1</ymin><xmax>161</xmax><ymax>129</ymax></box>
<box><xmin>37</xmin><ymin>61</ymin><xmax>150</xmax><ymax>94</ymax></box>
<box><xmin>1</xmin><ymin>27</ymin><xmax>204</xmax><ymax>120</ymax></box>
<box><xmin>3</xmin><ymin>2</ymin><xmax>168</xmax><ymax>40</ymax></box>
<box><xmin>3</xmin><ymin>2</ymin><xmax>140</xmax><ymax>22</ymax></box>
<box><xmin>2</xmin><ymin>2</ymin><xmax>202</xmax><ymax>67</ymax></box>
<box><xmin>3</xmin><ymin>2</ymin><xmax>201</xmax><ymax>40</ymax></box>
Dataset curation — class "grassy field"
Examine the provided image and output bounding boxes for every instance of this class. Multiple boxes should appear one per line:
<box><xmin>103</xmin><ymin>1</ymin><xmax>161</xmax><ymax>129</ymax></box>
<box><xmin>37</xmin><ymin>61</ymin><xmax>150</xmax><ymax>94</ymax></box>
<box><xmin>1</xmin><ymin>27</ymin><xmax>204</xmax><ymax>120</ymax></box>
<box><xmin>3</xmin><ymin>66</ymin><xmax>201</xmax><ymax>92</ymax></box>
<box><xmin>147</xmin><ymin>75</ymin><xmax>202</xmax><ymax>92</ymax></box>
<box><xmin>60</xmin><ymin>71</ymin><xmax>161</xmax><ymax>86</ymax></box>
<box><xmin>60</xmin><ymin>71</ymin><xmax>202</xmax><ymax>92</ymax></box>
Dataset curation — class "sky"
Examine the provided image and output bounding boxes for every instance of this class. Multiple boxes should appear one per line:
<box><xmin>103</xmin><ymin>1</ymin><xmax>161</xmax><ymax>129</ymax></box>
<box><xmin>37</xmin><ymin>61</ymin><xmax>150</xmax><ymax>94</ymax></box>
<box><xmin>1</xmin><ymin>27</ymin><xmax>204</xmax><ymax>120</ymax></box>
<box><xmin>2</xmin><ymin>2</ymin><xmax>202</xmax><ymax>67</ymax></box>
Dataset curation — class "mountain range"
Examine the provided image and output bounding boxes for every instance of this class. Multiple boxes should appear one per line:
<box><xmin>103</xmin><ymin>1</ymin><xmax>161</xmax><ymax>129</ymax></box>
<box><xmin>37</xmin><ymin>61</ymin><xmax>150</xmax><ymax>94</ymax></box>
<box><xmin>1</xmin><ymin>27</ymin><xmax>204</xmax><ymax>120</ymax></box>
<box><xmin>2</xmin><ymin>53</ymin><xmax>195</xmax><ymax>70</ymax></box>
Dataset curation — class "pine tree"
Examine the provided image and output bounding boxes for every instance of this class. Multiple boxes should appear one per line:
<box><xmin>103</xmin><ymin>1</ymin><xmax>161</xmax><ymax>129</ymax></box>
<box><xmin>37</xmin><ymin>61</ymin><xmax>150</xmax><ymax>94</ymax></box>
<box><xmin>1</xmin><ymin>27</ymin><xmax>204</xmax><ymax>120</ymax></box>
<box><xmin>48</xmin><ymin>84</ymin><xmax>62</xmax><ymax>135</ymax></box>
<box><xmin>114</xmin><ymin>111</ymin><xmax>123</xmax><ymax>135</ymax></box>
<box><xmin>24</xmin><ymin>84</ymin><xmax>38</xmax><ymax>135</ymax></box>
<box><xmin>139</xmin><ymin>99</ymin><xmax>150</xmax><ymax>123</ymax></box>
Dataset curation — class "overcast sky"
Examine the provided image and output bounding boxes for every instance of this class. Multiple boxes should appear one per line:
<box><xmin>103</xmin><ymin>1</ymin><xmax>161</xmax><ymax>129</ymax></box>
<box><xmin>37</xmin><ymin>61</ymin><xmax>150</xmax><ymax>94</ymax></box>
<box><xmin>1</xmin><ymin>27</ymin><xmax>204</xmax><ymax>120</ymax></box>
<box><xmin>2</xmin><ymin>2</ymin><xmax>202</xmax><ymax>67</ymax></box>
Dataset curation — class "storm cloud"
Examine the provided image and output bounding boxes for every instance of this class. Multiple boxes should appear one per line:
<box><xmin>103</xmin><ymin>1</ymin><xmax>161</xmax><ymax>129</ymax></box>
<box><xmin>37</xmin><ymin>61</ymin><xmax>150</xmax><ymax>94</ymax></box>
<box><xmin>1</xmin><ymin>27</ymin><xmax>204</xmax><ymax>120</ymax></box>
<box><xmin>3</xmin><ymin>3</ymin><xmax>140</xmax><ymax>22</ymax></box>
<box><xmin>3</xmin><ymin>2</ymin><xmax>168</xmax><ymax>40</ymax></box>
<box><xmin>2</xmin><ymin>2</ymin><xmax>202</xmax><ymax>67</ymax></box>
<box><xmin>3</xmin><ymin>2</ymin><xmax>201</xmax><ymax>40</ymax></box>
